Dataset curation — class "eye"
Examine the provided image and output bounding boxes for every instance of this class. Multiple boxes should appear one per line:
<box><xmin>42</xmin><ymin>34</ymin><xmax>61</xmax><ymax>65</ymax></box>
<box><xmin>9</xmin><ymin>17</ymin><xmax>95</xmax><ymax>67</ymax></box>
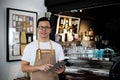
<box><xmin>38</xmin><ymin>26</ymin><xmax>51</xmax><ymax>30</ymax></box>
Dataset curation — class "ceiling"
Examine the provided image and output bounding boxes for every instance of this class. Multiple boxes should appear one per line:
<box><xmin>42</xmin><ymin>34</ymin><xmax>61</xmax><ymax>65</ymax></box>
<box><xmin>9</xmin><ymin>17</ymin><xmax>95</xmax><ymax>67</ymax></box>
<box><xmin>45</xmin><ymin>0</ymin><xmax>120</xmax><ymax>13</ymax></box>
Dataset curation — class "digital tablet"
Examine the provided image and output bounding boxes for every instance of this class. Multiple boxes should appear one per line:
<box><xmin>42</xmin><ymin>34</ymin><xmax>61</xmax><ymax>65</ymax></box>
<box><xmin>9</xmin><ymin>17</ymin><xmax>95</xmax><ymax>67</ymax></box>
<box><xmin>50</xmin><ymin>61</ymin><xmax>67</xmax><ymax>72</ymax></box>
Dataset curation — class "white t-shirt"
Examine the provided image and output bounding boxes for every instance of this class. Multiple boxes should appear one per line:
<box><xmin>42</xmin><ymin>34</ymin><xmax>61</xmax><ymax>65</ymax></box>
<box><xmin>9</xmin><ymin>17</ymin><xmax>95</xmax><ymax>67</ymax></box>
<box><xmin>21</xmin><ymin>40</ymin><xmax>65</xmax><ymax>66</ymax></box>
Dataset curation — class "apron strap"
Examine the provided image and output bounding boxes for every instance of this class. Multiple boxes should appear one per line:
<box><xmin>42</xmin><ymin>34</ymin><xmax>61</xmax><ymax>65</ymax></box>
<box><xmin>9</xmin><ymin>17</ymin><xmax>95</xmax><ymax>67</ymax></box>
<box><xmin>37</xmin><ymin>37</ymin><xmax>41</xmax><ymax>59</ymax></box>
<box><xmin>50</xmin><ymin>40</ymin><xmax>54</xmax><ymax>55</ymax></box>
<box><xmin>37</xmin><ymin>37</ymin><xmax>53</xmax><ymax>59</ymax></box>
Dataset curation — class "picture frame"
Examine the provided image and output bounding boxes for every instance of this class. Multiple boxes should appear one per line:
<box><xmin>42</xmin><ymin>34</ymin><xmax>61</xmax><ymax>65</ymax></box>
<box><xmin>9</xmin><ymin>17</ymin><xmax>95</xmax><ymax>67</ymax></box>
<box><xmin>6</xmin><ymin>8</ymin><xmax>38</xmax><ymax>62</ymax></box>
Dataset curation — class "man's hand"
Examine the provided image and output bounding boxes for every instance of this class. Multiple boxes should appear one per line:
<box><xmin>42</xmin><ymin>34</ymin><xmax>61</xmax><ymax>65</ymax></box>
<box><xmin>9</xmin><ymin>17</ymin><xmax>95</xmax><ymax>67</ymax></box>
<box><xmin>38</xmin><ymin>64</ymin><xmax>53</xmax><ymax>71</ymax></box>
<box><xmin>49</xmin><ymin>61</ymin><xmax>67</xmax><ymax>73</ymax></box>
<box><xmin>55</xmin><ymin>66</ymin><xmax>66</xmax><ymax>74</ymax></box>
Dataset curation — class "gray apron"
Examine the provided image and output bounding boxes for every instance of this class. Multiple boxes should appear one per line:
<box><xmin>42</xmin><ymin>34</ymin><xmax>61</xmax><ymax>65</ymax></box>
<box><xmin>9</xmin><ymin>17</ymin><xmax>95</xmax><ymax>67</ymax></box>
<box><xmin>31</xmin><ymin>40</ymin><xmax>59</xmax><ymax>80</ymax></box>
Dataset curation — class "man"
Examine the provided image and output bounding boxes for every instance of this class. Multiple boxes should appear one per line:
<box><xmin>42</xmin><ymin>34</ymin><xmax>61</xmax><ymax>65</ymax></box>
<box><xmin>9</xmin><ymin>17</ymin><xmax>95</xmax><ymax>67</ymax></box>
<box><xmin>21</xmin><ymin>17</ymin><xmax>65</xmax><ymax>80</ymax></box>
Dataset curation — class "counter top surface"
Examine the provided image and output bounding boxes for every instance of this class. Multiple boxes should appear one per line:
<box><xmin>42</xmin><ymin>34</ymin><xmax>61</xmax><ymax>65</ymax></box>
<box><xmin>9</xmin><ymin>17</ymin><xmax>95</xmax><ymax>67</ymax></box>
<box><xmin>65</xmin><ymin>66</ymin><xmax>109</xmax><ymax>77</ymax></box>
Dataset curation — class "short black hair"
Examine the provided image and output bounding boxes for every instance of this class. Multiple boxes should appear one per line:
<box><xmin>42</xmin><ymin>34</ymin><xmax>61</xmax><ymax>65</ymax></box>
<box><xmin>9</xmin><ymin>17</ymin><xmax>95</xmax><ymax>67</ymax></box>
<box><xmin>37</xmin><ymin>17</ymin><xmax>52</xmax><ymax>28</ymax></box>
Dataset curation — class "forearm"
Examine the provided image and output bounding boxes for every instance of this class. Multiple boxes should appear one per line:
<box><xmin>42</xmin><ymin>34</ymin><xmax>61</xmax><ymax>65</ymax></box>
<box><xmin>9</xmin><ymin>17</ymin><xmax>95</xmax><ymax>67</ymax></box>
<box><xmin>21</xmin><ymin>60</ymin><xmax>53</xmax><ymax>72</ymax></box>
<box><xmin>22</xmin><ymin>65</ymin><xmax>40</xmax><ymax>73</ymax></box>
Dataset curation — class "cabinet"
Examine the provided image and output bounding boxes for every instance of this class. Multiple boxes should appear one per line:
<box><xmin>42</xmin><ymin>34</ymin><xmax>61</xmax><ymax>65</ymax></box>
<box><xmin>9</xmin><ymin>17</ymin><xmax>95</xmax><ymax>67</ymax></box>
<box><xmin>55</xmin><ymin>15</ymin><xmax>80</xmax><ymax>42</ymax></box>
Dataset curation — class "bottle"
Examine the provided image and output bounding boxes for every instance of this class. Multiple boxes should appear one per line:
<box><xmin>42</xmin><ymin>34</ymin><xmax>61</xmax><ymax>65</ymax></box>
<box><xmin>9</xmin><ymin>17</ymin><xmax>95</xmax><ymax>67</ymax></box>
<box><xmin>103</xmin><ymin>49</ymin><xmax>112</xmax><ymax>61</ymax></box>
<box><xmin>98</xmin><ymin>49</ymin><xmax>105</xmax><ymax>60</ymax></box>
<box><xmin>64</xmin><ymin>33</ymin><xmax>68</xmax><ymax>42</ymax></box>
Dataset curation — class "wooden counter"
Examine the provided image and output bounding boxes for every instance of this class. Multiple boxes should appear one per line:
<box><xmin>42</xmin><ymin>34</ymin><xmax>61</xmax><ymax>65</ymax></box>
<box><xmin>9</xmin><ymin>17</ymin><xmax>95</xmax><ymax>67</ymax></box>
<box><xmin>62</xmin><ymin>67</ymin><xmax>110</xmax><ymax>80</ymax></box>
<box><xmin>63</xmin><ymin>72</ymin><xmax>110</xmax><ymax>80</ymax></box>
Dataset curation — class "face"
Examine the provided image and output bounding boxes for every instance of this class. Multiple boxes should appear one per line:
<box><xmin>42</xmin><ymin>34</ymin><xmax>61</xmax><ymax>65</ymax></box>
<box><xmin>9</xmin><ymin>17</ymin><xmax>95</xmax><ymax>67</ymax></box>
<box><xmin>37</xmin><ymin>21</ymin><xmax>52</xmax><ymax>38</ymax></box>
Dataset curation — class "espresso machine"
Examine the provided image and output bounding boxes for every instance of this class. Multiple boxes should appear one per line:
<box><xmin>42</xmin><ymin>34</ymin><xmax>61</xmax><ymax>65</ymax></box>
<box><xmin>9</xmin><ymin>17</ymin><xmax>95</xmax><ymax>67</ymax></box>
<box><xmin>109</xmin><ymin>56</ymin><xmax>120</xmax><ymax>80</ymax></box>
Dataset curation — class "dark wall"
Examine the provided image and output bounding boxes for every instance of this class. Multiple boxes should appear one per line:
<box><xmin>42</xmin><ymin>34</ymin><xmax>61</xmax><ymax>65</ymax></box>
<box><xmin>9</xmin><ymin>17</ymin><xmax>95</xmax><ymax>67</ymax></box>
<box><xmin>84</xmin><ymin>4</ymin><xmax>120</xmax><ymax>52</ymax></box>
<box><xmin>49</xmin><ymin>15</ymin><xmax>58</xmax><ymax>41</ymax></box>
<box><xmin>45</xmin><ymin>0</ymin><xmax>120</xmax><ymax>53</ymax></box>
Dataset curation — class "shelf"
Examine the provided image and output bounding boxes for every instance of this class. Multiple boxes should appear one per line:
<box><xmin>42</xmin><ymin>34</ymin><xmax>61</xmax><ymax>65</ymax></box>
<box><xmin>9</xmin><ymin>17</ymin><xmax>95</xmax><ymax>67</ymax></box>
<box><xmin>65</xmin><ymin>56</ymin><xmax>112</xmax><ymax>62</ymax></box>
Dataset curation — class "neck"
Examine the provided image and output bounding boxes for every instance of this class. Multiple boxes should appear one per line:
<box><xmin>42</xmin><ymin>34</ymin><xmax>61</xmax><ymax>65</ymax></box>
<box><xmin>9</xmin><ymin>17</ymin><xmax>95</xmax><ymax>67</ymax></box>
<box><xmin>38</xmin><ymin>37</ymin><xmax>50</xmax><ymax>42</ymax></box>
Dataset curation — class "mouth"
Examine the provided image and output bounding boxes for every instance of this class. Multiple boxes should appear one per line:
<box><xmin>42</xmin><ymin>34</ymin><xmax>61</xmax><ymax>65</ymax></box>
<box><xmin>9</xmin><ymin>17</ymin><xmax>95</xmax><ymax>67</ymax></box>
<box><xmin>41</xmin><ymin>32</ymin><xmax>47</xmax><ymax>35</ymax></box>
<box><xmin>40</xmin><ymin>31</ymin><xmax>47</xmax><ymax>35</ymax></box>
<box><xmin>40</xmin><ymin>32</ymin><xmax>48</xmax><ymax>36</ymax></box>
